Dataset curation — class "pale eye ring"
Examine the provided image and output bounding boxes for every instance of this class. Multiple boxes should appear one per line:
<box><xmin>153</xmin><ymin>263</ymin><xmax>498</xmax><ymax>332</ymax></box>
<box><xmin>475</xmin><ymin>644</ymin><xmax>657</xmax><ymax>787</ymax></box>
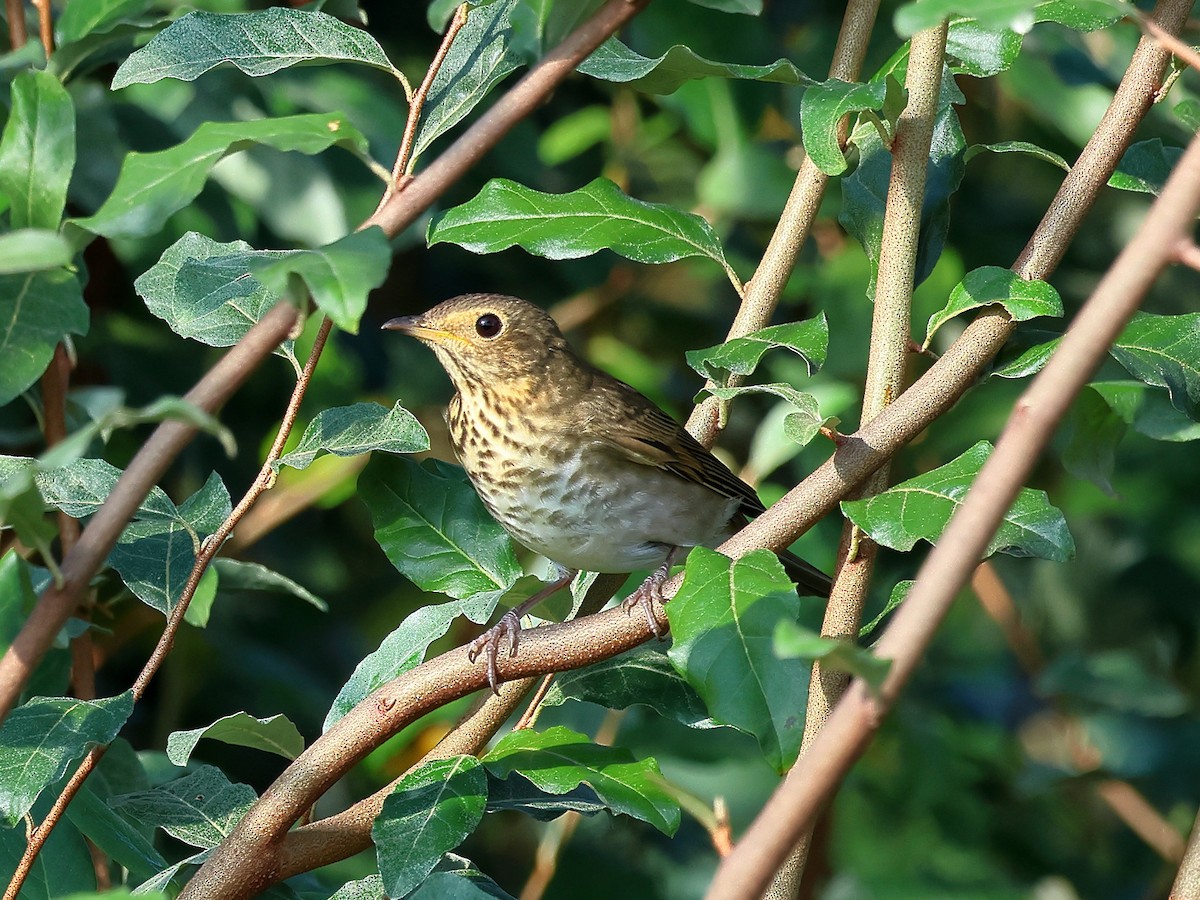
<box><xmin>475</xmin><ymin>313</ymin><xmax>503</xmax><ymax>338</ymax></box>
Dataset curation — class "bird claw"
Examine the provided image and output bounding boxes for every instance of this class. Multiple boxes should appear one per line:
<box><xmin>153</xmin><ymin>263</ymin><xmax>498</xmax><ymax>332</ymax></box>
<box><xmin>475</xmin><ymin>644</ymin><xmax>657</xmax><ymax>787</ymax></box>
<box><xmin>623</xmin><ymin>565</ymin><xmax>670</xmax><ymax>639</ymax></box>
<box><xmin>467</xmin><ymin>609</ymin><xmax>522</xmax><ymax>694</ymax></box>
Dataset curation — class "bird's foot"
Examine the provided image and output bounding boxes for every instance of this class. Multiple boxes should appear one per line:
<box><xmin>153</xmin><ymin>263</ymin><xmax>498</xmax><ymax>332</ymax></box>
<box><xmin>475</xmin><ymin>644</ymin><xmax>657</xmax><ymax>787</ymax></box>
<box><xmin>623</xmin><ymin>563</ymin><xmax>671</xmax><ymax>639</ymax></box>
<box><xmin>467</xmin><ymin>609</ymin><xmax>522</xmax><ymax>694</ymax></box>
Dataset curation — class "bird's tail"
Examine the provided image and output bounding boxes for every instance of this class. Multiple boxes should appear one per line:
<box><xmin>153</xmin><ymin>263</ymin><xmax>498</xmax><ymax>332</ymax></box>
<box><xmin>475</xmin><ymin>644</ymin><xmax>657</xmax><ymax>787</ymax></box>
<box><xmin>777</xmin><ymin>548</ymin><xmax>832</xmax><ymax>597</ymax></box>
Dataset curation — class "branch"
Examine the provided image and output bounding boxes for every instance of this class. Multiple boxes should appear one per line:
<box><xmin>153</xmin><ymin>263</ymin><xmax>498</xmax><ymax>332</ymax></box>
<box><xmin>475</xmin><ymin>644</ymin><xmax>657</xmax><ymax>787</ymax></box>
<box><xmin>0</xmin><ymin>301</ymin><xmax>299</xmax><ymax>720</ymax></box>
<box><xmin>777</xmin><ymin>20</ymin><xmax>948</xmax><ymax>893</ymax></box>
<box><xmin>716</xmin><ymin>0</ymin><xmax>1192</xmax><ymax>568</ymax></box>
<box><xmin>179</xmin><ymin>604</ymin><xmax>658</xmax><ymax>899</ymax></box>
<box><xmin>365</xmin><ymin>0</ymin><xmax>650</xmax><ymax>240</ymax></box>
<box><xmin>705</xmin><ymin>114</ymin><xmax>1200</xmax><ymax>900</ymax></box>
<box><xmin>5</xmin><ymin>0</ymin><xmax>26</xmax><ymax>48</ymax></box>
<box><xmin>687</xmin><ymin>0</ymin><xmax>881</xmax><ymax>446</ymax></box>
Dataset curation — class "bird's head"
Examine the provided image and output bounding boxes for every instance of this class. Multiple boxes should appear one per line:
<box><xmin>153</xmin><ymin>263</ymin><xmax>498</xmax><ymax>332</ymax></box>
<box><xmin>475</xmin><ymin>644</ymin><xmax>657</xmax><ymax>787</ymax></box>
<box><xmin>383</xmin><ymin>294</ymin><xmax>573</xmax><ymax>389</ymax></box>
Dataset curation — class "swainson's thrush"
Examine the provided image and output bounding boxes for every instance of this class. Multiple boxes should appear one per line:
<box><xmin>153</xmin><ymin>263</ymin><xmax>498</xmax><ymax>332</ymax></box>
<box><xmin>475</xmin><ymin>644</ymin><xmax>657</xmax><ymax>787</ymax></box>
<box><xmin>384</xmin><ymin>294</ymin><xmax>830</xmax><ymax>687</ymax></box>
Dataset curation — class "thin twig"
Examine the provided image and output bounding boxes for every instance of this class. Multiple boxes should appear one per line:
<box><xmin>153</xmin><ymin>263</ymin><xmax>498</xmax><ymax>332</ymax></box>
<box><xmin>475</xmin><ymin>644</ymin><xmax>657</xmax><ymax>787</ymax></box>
<box><xmin>514</xmin><ymin>674</ymin><xmax>556</xmax><ymax>730</ymax></box>
<box><xmin>0</xmin><ymin>302</ymin><xmax>299</xmax><ymax>721</ymax></box>
<box><xmin>705</xmin><ymin>119</ymin><xmax>1200</xmax><ymax>900</ymax></box>
<box><xmin>396</xmin><ymin>3</ymin><xmax>468</xmax><ymax>186</ymax></box>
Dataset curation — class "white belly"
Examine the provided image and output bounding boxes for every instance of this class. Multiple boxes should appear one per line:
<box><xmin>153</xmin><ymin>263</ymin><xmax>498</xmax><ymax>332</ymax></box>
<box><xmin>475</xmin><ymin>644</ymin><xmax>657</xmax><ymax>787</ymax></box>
<box><xmin>471</xmin><ymin>442</ymin><xmax>740</xmax><ymax>573</ymax></box>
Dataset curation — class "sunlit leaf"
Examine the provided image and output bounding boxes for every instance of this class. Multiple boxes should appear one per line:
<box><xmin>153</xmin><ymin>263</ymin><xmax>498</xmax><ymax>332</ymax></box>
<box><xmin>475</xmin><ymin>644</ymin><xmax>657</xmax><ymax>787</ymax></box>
<box><xmin>701</xmin><ymin>383</ymin><xmax>824</xmax><ymax>446</ymax></box>
<box><xmin>0</xmin><ymin>69</ymin><xmax>75</xmax><ymax>229</ymax></box>
<box><xmin>428</xmin><ymin>177</ymin><xmax>736</xmax><ymax>282</ymax></box>
<box><xmin>686</xmin><ymin>316</ymin><xmax>827</xmax><ymax>387</ymax></box>
<box><xmin>483</xmin><ymin>726</ymin><xmax>679</xmax><ymax>834</ymax></box>
<box><xmin>275</xmin><ymin>401</ymin><xmax>429</xmax><ymax>470</ymax></box>
<box><xmin>667</xmin><ymin>548</ymin><xmax>814</xmax><ymax>771</ymax></box>
<box><xmin>109</xmin><ymin>765</ymin><xmax>256</xmax><ymax>850</ymax></box>
<box><xmin>0</xmin><ymin>691</ymin><xmax>134</xmax><ymax>825</ymax></box>
<box><xmin>165</xmin><ymin>712</ymin><xmax>305</xmax><ymax>766</ymax></box>
<box><xmin>841</xmin><ymin>441</ymin><xmax>1075</xmax><ymax>560</ymax></box>
<box><xmin>1090</xmin><ymin>380</ymin><xmax>1200</xmax><ymax>442</ymax></box>
<box><xmin>1110</xmin><ymin>312</ymin><xmax>1200</xmax><ymax>418</ymax></box>
<box><xmin>1108</xmin><ymin>139</ymin><xmax>1181</xmax><ymax>195</ymax></box>
<box><xmin>374</xmin><ymin>756</ymin><xmax>487</xmax><ymax>899</ymax></box>
<box><xmin>0</xmin><ymin>229</ymin><xmax>74</xmax><ymax>274</ymax></box>
<box><xmin>111</xmin><ymin>8</ymin><xmax>397</xmax><ymax>87</ymax></box>
<box><xmin>70</xmin><ymin>113</ymin><xmax>375</xmax><ymax>239</ymax></box>
<box><xmin>578</xmin><ymin>38</ymin><xmax>810</xmax><ymax>95</ymax></box>
<box><xmin>801</xmin><ymin>78</ymin><xmax>889</xmax><ymax>176</ymax></box>
<box><xmin>925</xmin><ymin>266</ymin><xmax>1062</xmax><ymax>348</ymax></box>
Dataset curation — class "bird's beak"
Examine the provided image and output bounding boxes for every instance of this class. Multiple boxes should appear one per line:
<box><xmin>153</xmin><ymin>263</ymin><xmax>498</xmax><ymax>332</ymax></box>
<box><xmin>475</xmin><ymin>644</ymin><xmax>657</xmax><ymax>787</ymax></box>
<box><xmin>382</xmin><ymin>315</ymin><xmax>446</xmax><ymax>342</ymax></box>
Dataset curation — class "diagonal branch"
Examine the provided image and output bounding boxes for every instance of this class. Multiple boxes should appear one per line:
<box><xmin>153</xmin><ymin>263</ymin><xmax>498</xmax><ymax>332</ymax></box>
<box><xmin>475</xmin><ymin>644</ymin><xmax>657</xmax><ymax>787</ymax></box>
<box><xmin>705</xmin><ymin>100</ymin><xmax>1200</xmax><ymax>900</ymax></box>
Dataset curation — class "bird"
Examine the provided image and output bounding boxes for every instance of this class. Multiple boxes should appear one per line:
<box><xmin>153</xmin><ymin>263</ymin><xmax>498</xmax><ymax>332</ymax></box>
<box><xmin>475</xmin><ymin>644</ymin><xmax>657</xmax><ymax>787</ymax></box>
<box><xmin>383</xmin><ymin>294</ymin><xmax>830</xmax><ymax>689</ymax></box>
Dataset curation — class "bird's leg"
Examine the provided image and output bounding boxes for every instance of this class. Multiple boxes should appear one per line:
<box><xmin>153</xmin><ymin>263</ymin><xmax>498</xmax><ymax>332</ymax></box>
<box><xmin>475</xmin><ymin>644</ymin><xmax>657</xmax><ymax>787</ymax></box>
<box><xmin>468</xmin><ymin>567</ymin><xmax>576</xmax><ymax>693</ymax></box>
<box><xmin>623</xmin><ymin>546</ymin><xmax>682</xmax><ymax>639</ymax></box>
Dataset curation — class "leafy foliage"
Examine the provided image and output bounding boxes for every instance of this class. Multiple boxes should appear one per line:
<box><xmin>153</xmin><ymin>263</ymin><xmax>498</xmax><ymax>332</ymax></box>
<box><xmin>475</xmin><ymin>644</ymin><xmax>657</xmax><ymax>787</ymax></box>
<box><xmin>1</xmin><ymin>0</ymin><xmax>1199</xmax><ymax>898</ymax></box>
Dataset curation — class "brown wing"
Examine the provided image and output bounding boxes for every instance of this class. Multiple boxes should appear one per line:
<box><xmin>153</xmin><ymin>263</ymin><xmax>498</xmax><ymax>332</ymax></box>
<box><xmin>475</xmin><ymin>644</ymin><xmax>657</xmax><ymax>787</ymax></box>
<box><xmin>581</xmin><ymin>376</ymin><xmax>765</xmax><ymax>517</ymax></box>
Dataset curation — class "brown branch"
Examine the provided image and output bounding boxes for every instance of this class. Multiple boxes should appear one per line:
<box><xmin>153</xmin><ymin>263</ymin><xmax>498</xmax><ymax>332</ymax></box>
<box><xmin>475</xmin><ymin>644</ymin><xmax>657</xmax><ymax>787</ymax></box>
<box><xmin>29</xmin><ymin>0</ymin><xmax>49</xmax><ymax>55</ymax></box>
<box><xmin>6</xmin><ymin>0</ymin><xmax>27</xmax><ymax>48</ymax></box>
<box><xmin>687</xmin><ymin>0</ymin><xmax>881</xmax><ymax>446</ymax></box>
<box><xmin>1172</xmin><ymin>807</ymin><xmax>1200</xmax><ymax>896</ymax></box>
<box><xmin>180</xmin><ymin>605</ymin><xmax>658</xmax><ymax>900</ymax></box>
<box><xmin>364</xmin><ymin>0</ymin><xmax>649</xmax><ymax>240</ymax></box>
<box><xmin>0</xmin><ymin>301</ymin><xmax>299</xmax><ymax>721</ymax></box>
<box><xmin>705</xmin><ymin>116</ymin><xmax>1200</xmax><ymax>900</ymax></box>
<box><xmin>386</xmin><ymin>2</ymin><xmax>469</xmax><ymax>193</ymax></box>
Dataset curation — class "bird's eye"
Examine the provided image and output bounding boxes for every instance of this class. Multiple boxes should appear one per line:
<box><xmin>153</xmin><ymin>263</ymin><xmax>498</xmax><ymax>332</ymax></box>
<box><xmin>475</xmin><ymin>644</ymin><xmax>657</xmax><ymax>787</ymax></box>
<box><xmin>475</xmin><ymin>313</ymin><xmax>503</xmax><ymax>338</ymax></box>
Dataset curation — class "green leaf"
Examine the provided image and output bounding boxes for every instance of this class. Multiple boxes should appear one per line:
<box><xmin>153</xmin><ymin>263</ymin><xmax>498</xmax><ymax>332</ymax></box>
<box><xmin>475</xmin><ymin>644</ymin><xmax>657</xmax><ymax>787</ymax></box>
<box><xmin>374</xmin><ymin>756</ymin><xmax>487</xmax><ymax>899</ymax></box>
<box><xmin>542</xmin><ymin>646</ymin><xmax>717</xmax><ymax>729</ymax></box>
<box><xmin>411</xmin><ymin>0</ymin><xmax>522</xmax><ymax>161</ymax></box>
<box><xmin>0</xmin><ymin>468</ymin><xmax>58</xmax><ymax>574</ymax></box>
<box><xmin>510</xmin><ymin>0</ymin><xmax>605</xmax><ymax>61</ymax></box>
<box><xmin>773</xmin><ymin>619</ymin><xmax>891</xmax><ymax>690</ymax></box>
<box><xmin>861</xmin><ymin>580</ymin><xmax>911</xmax><ymax>639</ymax></box>
<box><xmin>946</xmin><ymin>20</ymin><xmax>1024</xmax><ymax>77</ymax></box>
<box><xmin>1110</xmin><ymin>312</ymin><xmax>1200</xmax><ymax>418</ymax></box>
<box><xmin>894</xmin><ymin>0</ymin><xmax>1042</xmax><ymax>36</ymax></box>
<box><xmin>800</xmin><ymin>78</ymin><xmax>889</xmax><ymax>176</ymax></box>
<box><xmin>135</xmin><ymin>232</ymin><xmax>296</xmax><ymax>365</ymax></box>
<box><xmin>992</xmin><ymin>335</ymin><xmax>1061</xmax><ymax>379</ymax></box>
<box><xmin>0</xmin><ymin>802</ymin><xmax>96</xmax><ymax>896</ymax></box>
<box><xmin>276</xmin><ymin>401</ymin><xmax>428</xmax><ymax>471</ymax></box>
<box><xmin>1174</xmin><ymin>99</ymin><xmax>1200</xmax><ymax>132</ymax></box>
<box><xmin>36</xmin><ymin>459</ymin><xmax>231</xmax><ymax>615</ymax></box>
<box><xmin>841</xmin><ymin>440</ymin><xmax>1075</xmax><ymax>561</ymax></box>
<box><xmin>0</xmin><ymin>229</ymin><xmax>74</xmax><ymax>274</ymax></box>
<box><xmin>64</xmin><ymin>784</ymin><xmax>168</xmax><ymax>884</ymax></box>
<box><xmin>70</xmin><ymin>113</ymin><xmax>375</xmax><ymax>240</ymax></box>
<box><xmin>111</xmin><ymin>8</ymin><xmax>397</xmax><ymax>88</ymax></box>
<box><xmin>483</xmin><ymin>726</ymin><xmax>679</xmax><ymax>834</ymax></box>
<box><xmin>925</xmin><ymin>266</ymin><xmax>1062</xmax><ymax>348</ymax></box>
<box><xmin>1109</xmin><ymin>139</ymin><xmax>1181</xmax><ymax>195</ymax></box>
<box><xmin>165</xmin><ymin>712</ymin><xmax>304</xmax><ymax>766</ymax></box>
<box><xmin>109</xmin><ymin>765</ymin><xmax>256</xmax><ymax>849</ymax></box>
<box><xmin>667</xmin><ymin>548</ymin><xmax>815</xmax><ymax>771</ymax></box>
<box><xmin>701</xmin><ymin>383</ymin><xmax>824</xmax><ymax>447</ymax></box>
<box><xmin>1062</xmin><ymin>387</ymin><xmax>1126</xmax><ymax>494</ymax></box>
<box><xmin>963</xmin><ymin>140</ymin><xmax>1069</xmax><ymax>171</ymax></box>
<box><xmin>577</xmin><ymin>37</ymin><xmax>810</xmax><ymax>95</ymax></box>
<box><xmin>686</xmin><ymin>316</ymin><xmax>827</xmax><ymax>387</ymax></box>
<box><xmin>182</xmin><ymin>227</ymin><xmax>392</xmax><ymax>334</ymax></box>
<box><xmin>329</xmin><ymin>875</ymin><xmax>387</xmax><ymax>900</ymax></box>
<box><xmin>0</xmin><ymin>552</ymin><xmax>37</xmax><ymax>655</ymax></box>
<box><xmin>0</xmin><ymin>269</ymin><xmax>89</xmax><ymax>407</ymax></box>
<box><xmin>427</xmin><ymin>177</ymin><xmax>736</xmax><ymax>282</ymax></box>
<box><xmin>0</xmin><ymin>70</ymin><xmax>75</xmax><ymax>229</ymax></box>
<box><xmin>358</xmin><ymin>455</ymin><xmax>522</xmax><ymax>603</ymax></box>
<box><xmin>1090</xmin><ymin>380</ymin><xmax>1200</xmax><ymax>442</ymax></box>
<box><xmin>324</xmin><ymin>599</ymin><xmax>497</xmax><ymax>730</ymax></box>
<box><xmin>210</xmin><ymin>558</ymin><xmax>328</xmax><ymax>611</ymax></box>
<box><xmin>57</xmin><ymin>0</ymin><xmax>153</xmax><ymax>43</ymax></box>
<box><xmin>1032</xmin><ymin>0</ymin><xmax>1121</xmax><ymax>30</ymax></box>
<box><xmin>485</xmin><ymin>771</ymin><xmax>607</xmax><ymax>820</ymax></box>
<box><xmin>0</xmin><ymin>690</ymin><xmax>134</xmax><ymax>825</ymax></box>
